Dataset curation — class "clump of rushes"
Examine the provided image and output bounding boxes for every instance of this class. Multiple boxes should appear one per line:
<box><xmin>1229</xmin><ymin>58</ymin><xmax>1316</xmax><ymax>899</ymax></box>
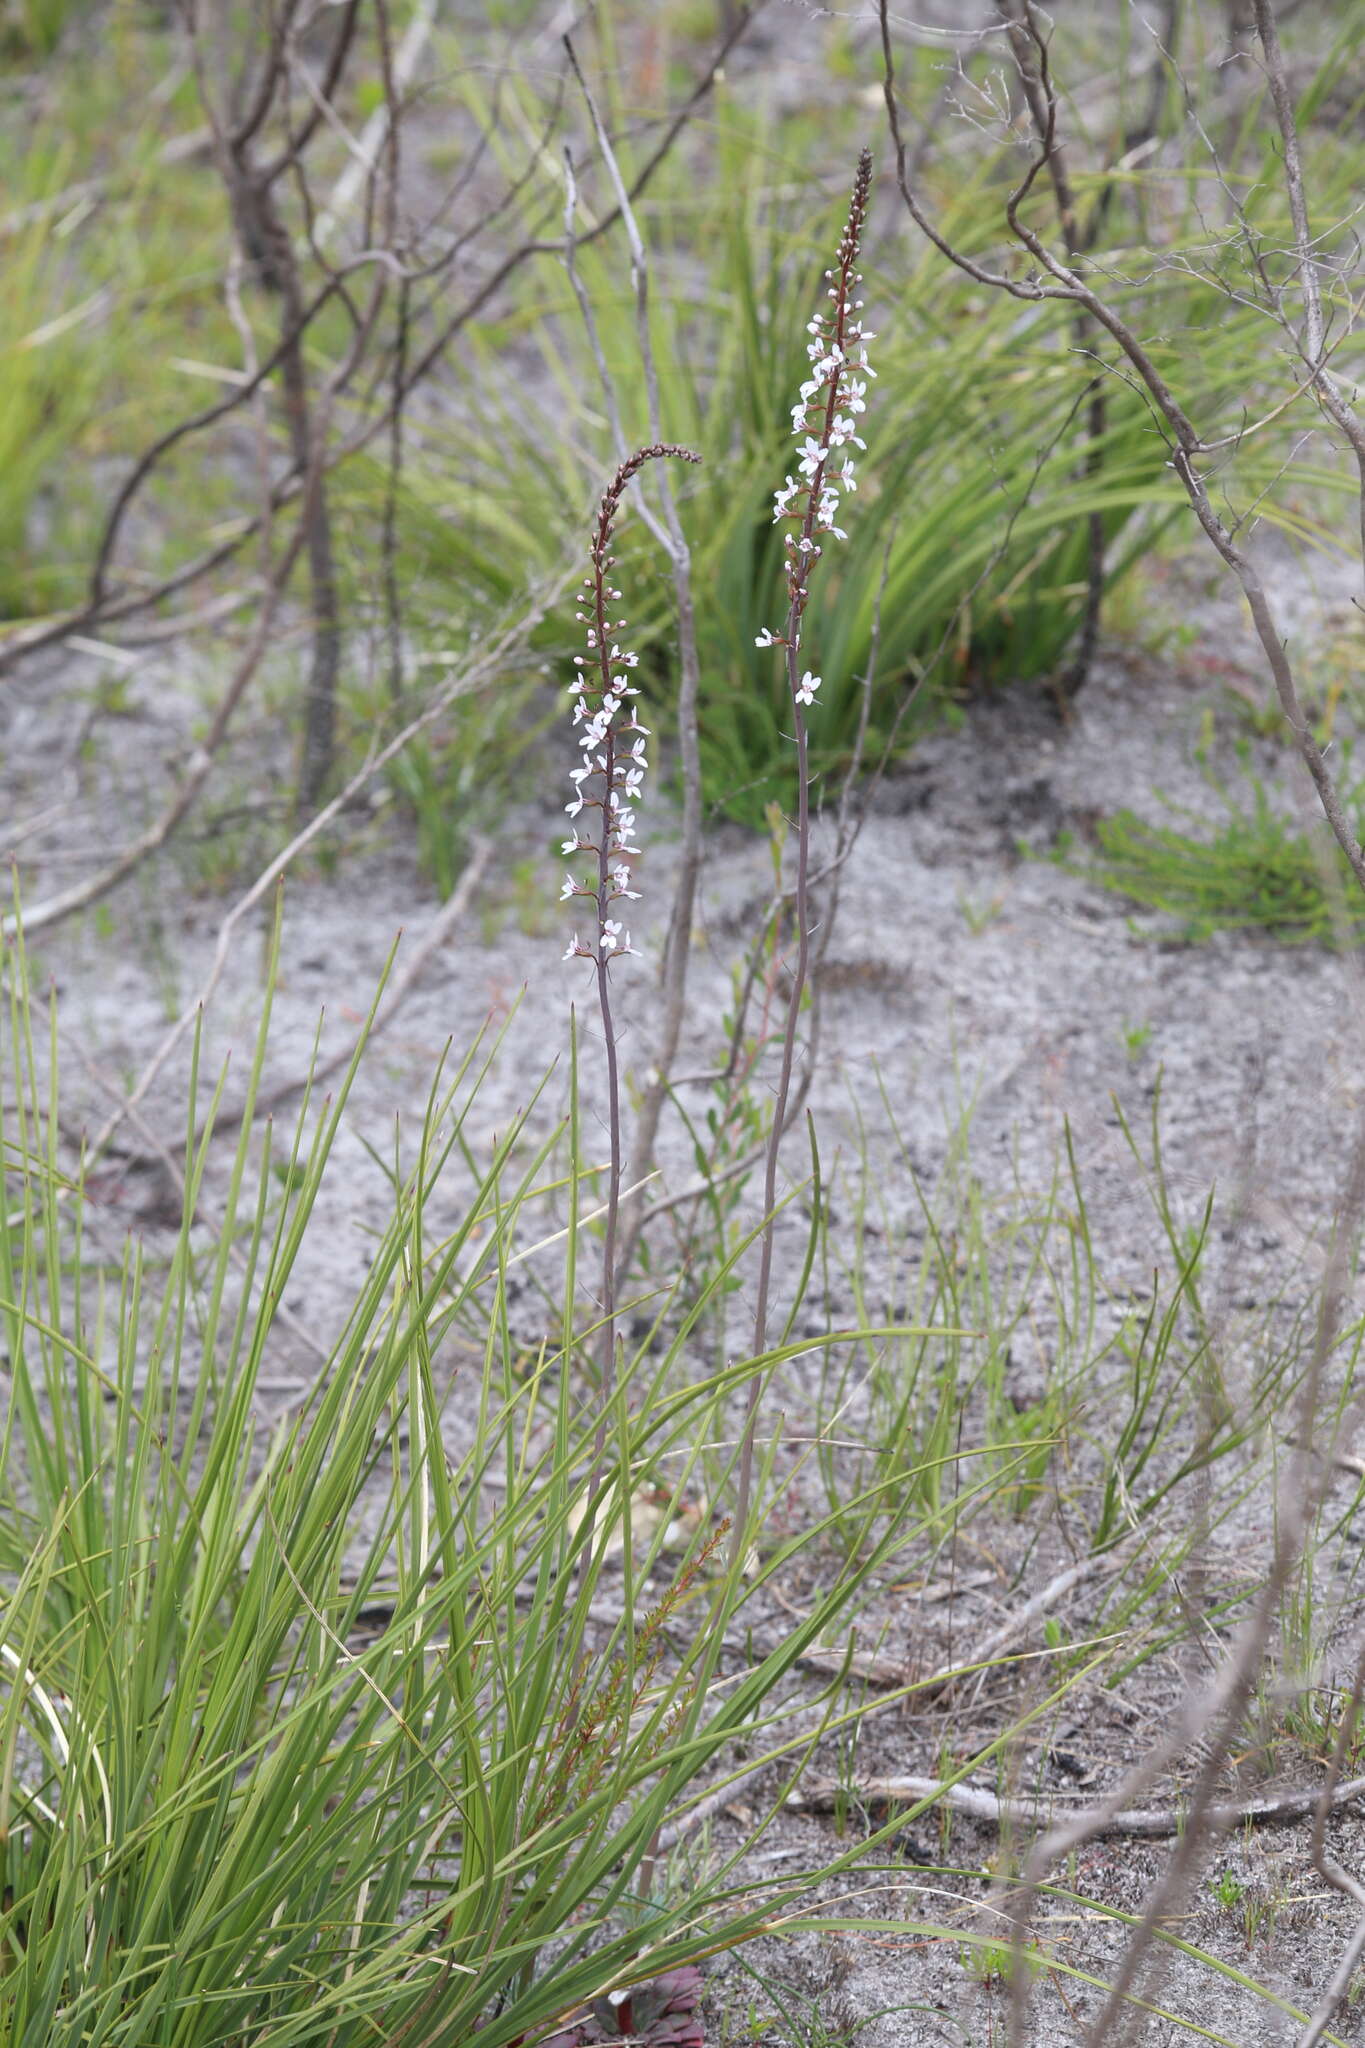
<box><xmin>738</xmin><ymin>151</ymin><xmax>874</xmax><ymax>1534</ymax></box>
<box><xmin>563</xmin><ymin>443</ymin><xmax>702</xmax><ymax>1423</ymax></box>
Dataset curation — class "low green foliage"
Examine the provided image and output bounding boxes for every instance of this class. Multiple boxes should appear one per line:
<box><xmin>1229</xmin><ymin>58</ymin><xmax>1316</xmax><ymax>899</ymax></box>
<box><xmin>0</xmin><ymin>177</ymin><xmax>109</xmax><ymax>618</ymax></box>
<box><xmin>397</xmin><ymin>15</ymin><xmax>1365</xmax><ymax>822</ymax></box>
<box><xmin>1059</xmin><ymin>751</ymin><xmax>1365</xmax><ymax>946</ymax></box>
<box><xmin>814</xmin><ymin>1086</ymin><xmax>1101</xmax><ymax>1559</ymax></box>
<box><xmin>0</xmin><ymin>907</ymin><xmax>950</xmax><ymax>2047</ymax></box>
<box><xmin>0</xmin><ymin>0</ymin><xmax>88</xmax><ymax>60</ymax></box>
<box><xmin>0</xmin><ymin>31</ymin><xmax>237</xmax><ymax>624</ymax></box>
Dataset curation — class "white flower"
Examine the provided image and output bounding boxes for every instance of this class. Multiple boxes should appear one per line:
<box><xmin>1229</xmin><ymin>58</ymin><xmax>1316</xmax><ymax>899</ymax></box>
<box><xmin>795</xmin><ymin>670</ymin><xmax>821</xmax><ymax>706</ymax></box>
<box><xmin>773</xmin><ymin>476</ymin><xmax>800</xmax><ymax>519</ymax></box>
<box><xmin>755</xmin><ymin>627</ymin><xmax>780</xmax><ymax>648</ymax></box>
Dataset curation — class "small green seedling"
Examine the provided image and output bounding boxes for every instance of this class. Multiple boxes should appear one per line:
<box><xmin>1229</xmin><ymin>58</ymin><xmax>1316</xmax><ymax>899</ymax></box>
<box><xmin>1121</xmin><ymin>1018</ymin><xmax>1153</xmax><ymax>1061</ymax></box>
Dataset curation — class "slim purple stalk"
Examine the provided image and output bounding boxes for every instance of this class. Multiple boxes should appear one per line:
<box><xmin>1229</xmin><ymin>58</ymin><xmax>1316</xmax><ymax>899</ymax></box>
<box><xmin>562</xmin><ymin>444</ymin><xmax>701</xmax><ymax>1441</ymax></box>
<box><xmin>735</xmin><ymin>151</ymin><xmax>875</xmax><ymax>1544</ymax></box>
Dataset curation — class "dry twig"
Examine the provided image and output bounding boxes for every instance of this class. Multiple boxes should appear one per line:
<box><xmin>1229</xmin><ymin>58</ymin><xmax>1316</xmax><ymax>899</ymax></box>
<box><xmin>879</xmin><ymin>0</ymin><xmax>1365</xmax><ymax>897</ymax></box>
<box><xmin>787</xmin><ymin>1771</ymin><xmax>1365</xmax><ymax>1843</ymax></box>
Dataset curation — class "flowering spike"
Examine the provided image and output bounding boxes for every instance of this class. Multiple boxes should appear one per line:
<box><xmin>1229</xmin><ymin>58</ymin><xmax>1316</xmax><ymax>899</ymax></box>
<box><xmin>561</xmin><ymin>444</ymin><xmax>701</xmax><ymax>969</ymax></box>
<box><xmin>752</xmin><ymin>148</ymin><xmax>873</xmax><ymax>704</ymax></box>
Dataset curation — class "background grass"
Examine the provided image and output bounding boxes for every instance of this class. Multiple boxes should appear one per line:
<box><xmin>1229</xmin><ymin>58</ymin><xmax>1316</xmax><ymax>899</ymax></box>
<box><xmin>6</xmin><ymin>0</ymin><xmax>1365</xmax><ymax>835</ymax></box>
<box><xmin>1060</xmin><ymin>745</ymin><xmax>1365</xmax><ymax>946</ymax></box>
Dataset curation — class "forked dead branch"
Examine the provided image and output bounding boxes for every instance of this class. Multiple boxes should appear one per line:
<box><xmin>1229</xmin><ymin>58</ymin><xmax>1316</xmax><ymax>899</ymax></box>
<box><xmin>0</xmin><ymin>2</ymin><xmax>756</xmax><ymax>923</ymax></box>
<box><xmin>876</xmin><ymin>5</ymin><xmax>1365</xmax><ymax>2042</ymax></box>
<box><xmin>880</xmin><ymin>0</ymin><xmax>1365</xmax><ymax>898</ymax></box>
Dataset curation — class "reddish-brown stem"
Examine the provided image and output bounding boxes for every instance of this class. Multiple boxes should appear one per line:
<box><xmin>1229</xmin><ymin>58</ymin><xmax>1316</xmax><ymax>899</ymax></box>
<box><xmin>735</xmin><ymin>150</ymin><xmax>872</xmax><ymax>1549</ymax></box>
<box><xmin>567</xmin><ymin>447</ymin><xmax>700</xmax><ymax>1467</ymax></box>
<box><xmin>589</xmin><ymin>496</ymin><xmax>624</xmax><ymax>1450</ymax></box>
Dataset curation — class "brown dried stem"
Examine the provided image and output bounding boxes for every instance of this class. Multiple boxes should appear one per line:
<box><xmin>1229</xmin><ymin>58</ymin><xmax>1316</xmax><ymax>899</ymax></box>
<box><xmin>0</xmin><ymin>6</ymin><xmax>749</xmax><ymax>693</ymax></box>
<box><xmin>80</xmin><ymin>579</ymin><xmax>561</xmax><ymax>1165</ymax></box>
<box><xmin>875</xmin><ymin>2</ymin><xmax>1365</xmax><ymax>2032</ymax></box>
<box><xmin>879</xmin><ymin>0</ymin><xmax>1365</xmax><ymax>893</ymax></box>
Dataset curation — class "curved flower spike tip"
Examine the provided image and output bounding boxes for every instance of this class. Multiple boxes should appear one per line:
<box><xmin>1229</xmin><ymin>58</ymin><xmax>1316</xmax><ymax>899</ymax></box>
<box><xmin>561</xmin><ymin>443</ymin><xmax>702</xmax><ymax>970</ymax></box>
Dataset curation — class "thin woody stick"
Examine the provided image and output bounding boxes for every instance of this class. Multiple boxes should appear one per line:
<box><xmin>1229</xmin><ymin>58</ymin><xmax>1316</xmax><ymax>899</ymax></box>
<box><xmin>80</xmin><ymin>588</ymin><xmax>559</xmax><ymax>1164</ymax></box>
<box><xmin>880</xmin><ymin>0</ymin><xmax>1365</xmax><ymax>899</ymax></box>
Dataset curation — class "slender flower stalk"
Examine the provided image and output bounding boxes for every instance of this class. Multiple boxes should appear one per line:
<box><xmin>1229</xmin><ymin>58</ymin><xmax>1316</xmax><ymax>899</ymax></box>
<box><xmin>736</xmin><ymin>150</ymin><xmax>875</xmax><ymax>1543</ymax></box>
<box><xmin>563</xmin><ymin>444</ymin><xmax>702</xmax><ymax>1434</ymax></box>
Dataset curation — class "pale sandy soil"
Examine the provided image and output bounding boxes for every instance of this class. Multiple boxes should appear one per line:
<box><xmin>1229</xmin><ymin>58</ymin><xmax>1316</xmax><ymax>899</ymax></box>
<box><xmin>7</xmin><ymin>528</ymin><xmax>1365</xmax><ymax>2044</ymax></box>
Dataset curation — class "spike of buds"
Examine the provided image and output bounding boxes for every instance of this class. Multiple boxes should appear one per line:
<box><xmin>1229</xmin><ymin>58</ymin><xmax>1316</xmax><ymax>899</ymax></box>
<box><xmin>562</xmin><ymin>444</ymin><xmax>702</xmax><ymax>968</ymax></box>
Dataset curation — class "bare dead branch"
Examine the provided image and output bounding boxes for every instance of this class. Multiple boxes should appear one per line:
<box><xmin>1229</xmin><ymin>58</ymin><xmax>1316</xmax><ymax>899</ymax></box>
<box><xmin>6</xmin><ymin>518</ymin><xmax>307</xmax><ymax>937</ymax></box>
<box><xmin>196</xmin><ymin>835</ymin><xmax>494</xmax><ymax>1150</ymax></box>
<box><xmin>879</xmin><ymin>0</ymin><xmax>1365</xmax><ymax>908</ymax></box>
<box><xmin>195</xmin><ymin>6</ymin><xmax>352</xmax><ymax>816</ymax></box>
<box><xmin>314</xmin><ymin>0</ymin><xmax>437</xmax><ymax>249</ymax></box>
<box><xmin>1300</xmin><ymin>1639</ymin><xmax>1365</xmax><ymax>2047</ymax></box>
<box><xmin>255</xmin><ymin>0</ymin><xmax>363</xmax><ymax>186</ymax></box>
<box><xmin>83</xmin><ymin>577</ymin><xmax>564</xmax><ymax>1164</ymax></box>
<box><xmin>1250</xmin><ymin>0</ymin><xmax>1365</xmax><ymax>564</ymax></box>
<box><xmin>787</xmin><ymin>1770</ymin><xmax>1365</xmax><ymax>1842</ymax></box>
<box><xmin>0</xmin><ymin>5</ymin><xmax>751</xmax><ymax>702</ymax></box>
